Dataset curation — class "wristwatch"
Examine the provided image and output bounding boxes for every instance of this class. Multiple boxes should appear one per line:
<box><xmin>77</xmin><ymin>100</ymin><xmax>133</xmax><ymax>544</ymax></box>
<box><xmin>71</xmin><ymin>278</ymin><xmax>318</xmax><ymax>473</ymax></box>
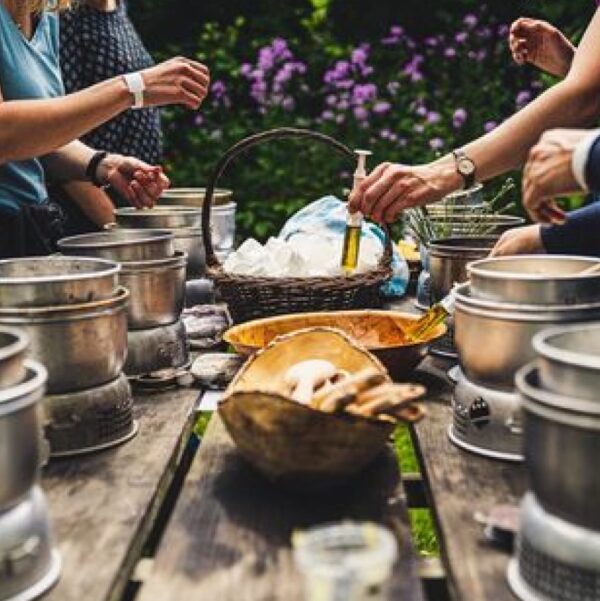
<box><xmin>123</xmin><ymin>72</ymin><xmax>146</xmax><ymax>109</ymax></box>
<box><xmin>452</xmin><ymin>149</ymin><xmax>477</xmax><ymax>190</ymax></box>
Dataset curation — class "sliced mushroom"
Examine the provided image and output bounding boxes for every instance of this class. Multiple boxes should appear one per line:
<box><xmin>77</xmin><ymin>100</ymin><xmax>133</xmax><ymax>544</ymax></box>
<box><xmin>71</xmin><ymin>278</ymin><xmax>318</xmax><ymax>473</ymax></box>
<box><xmin>313</xmin><ymin>368</ymin><xmax>387</xmax><ymax>412</ymax></box>
<box><xmin>348</xmin><ymin>383</ymin><xmax>426</xmax><ymax>418</ymax></box>
<box><xmin>284</xmin><ymin>360</ymin><xmax>338</xmax><ymax>405</ymax></box>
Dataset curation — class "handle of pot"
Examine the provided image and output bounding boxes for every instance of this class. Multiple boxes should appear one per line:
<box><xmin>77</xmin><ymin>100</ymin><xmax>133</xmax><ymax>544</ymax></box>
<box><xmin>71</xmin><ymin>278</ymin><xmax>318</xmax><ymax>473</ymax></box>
<box><xmin>202</xmin><ymin>127</ymin><xmax>358</xmax><ymax>269</ymax></box>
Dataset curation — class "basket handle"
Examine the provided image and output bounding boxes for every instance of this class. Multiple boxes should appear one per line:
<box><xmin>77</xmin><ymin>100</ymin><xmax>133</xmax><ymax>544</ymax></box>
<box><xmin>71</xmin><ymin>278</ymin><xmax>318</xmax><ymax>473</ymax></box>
<box><xmin>202</xmin><ymin>127</ymin><xmax>359</xmax><ymax>268</ymax></box>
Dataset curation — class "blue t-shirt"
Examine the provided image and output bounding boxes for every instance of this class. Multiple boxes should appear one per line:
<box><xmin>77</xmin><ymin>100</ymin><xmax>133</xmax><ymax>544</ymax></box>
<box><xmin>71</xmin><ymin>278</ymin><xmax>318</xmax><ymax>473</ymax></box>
<box><xmin>0</xmin><ymin>4</ymin><xmax>64</xmax><ymax>213</ymax></box>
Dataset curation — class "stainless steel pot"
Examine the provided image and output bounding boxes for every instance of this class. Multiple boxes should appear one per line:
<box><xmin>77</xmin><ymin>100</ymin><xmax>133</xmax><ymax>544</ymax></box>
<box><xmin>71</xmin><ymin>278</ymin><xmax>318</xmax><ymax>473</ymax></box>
<box><xmin>427</xmin><ymin>204</ymin><xmax>486</xmax><ymax>218</ymax></box>
<box><xmin>454</xmin><ymin>284</ymin><xmax>600</xmax><ymax>390</ymax></box>
<box><xmin>58</xmin><ymin>230</ymin><xmax>175</xmax><ymax>262</ymax></box>
<box><xmin>0</xmin><ymin>485</ymin><xmax>61</xmax><ymax>601</ymax></box>
<box><xmin>0</xmin><ymin>360</ymin><xmax>46</xmax><ymax>511</ymax></box>
<box><xmin>428</xmin><ymin>236</ymin><xmax>497</xmax><ymax>301</ymax></box>
<box><xmin>533</xmin><ymin>324</ymin><xmax>600</xmax><ymax>401</ymax></box>
<box><xmin>114</xmin><ymin>206</ymin><xmax>203</xmax><ymax>229</ymax></box>
<box><xmin>440</xmin><ymin>183</ymin><xmax>484</xmax><ymax>207</ymax></box>
<box><xmin>172</xmin><ymin>228</ymin><xmax>205</xmax><ymax>277</ymax></box>
<box><xmin>517</xmin><ymin>364</ymin><xmax>600</xmax><ymax>530</ymax></box>
<box><xmin>0</xmin><ymin>327</ymin><xmax>29</xmax><ymax>389</ymax></box>
<box><xmin>468</xmin><ymin>255</ymin><xmax>600</xmax><ymax>305</ymax></box>
<box><xmin>160</xmin><ymin>187</ymin><xmax>233</xmax><ymax>207</ymax></box>
<box><xmin>429</xmin><ymin>214</ymin><xmax>525</xmax><ymax>238</ymax></box>
<box><xmin>0</xmin><ymin>288</ymin><xmax>129</xmax><ymax>394</ymax></box>
<box><xmin>0</xmin><ymin>257</ymin><xmax>120</xmax><ymax>308</ymax></box>
<box><xmin>121</xmin><ymin>252</ymin><xmax>186</xmax><ymax>330</ymax></box>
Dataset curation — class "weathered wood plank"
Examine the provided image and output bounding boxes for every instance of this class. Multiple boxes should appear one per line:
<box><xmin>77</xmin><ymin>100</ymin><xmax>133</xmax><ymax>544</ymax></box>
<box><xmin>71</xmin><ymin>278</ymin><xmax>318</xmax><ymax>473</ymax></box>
<box><xmin>137</xmin><ymin>415</ymin><xmax>425</xmax><ymax>601</ymax></box>
<box><xmin>412</xmin><ymin>357</ymin><xmax>526</xmax><ymax>601</ymax></box>
<box><xmin>42</xmin><ymin>387</ymin><xmax>200</xmax><ymax>601</ymax></box>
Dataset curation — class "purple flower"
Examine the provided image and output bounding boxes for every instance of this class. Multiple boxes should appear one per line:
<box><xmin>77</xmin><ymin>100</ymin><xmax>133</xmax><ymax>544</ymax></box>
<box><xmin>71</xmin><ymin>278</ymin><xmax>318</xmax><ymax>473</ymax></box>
<box><xmin>455</xmin><ymin>32</ymin><xmax>468</xmax><ymax>44</ymax></box>
<box><xmin>353</xmin><ymin>106</ymin><xmax>369</xmax><ymax>121</ymax></box>
<box><xmin>194</xmin><ymin>114</ymin><xmax>204</xmax><ymax>126</ymax></box>
<box><xmin>373</xmin><ymin>101</ymin><xmax>391</xmax><ymax>115</ymax></box>
<box><xmin>326</xmin><ymin>94</ymin><xmax>337</xmax><ymax>106</ymax></box>
<box><xmin>211</xmin><ymin>80</ymin><xmax>227</xmax><ymax>98</ymax></box>
<box><xmin>476</xmin><ymin>49</ymin><xmax>487</xmax><ymax>62</ymax></box>
<box><xmin>387</xmin><ymin>81</ymin><xmax>400</xmax><ymax>95</ymax></box>
<box><xmin>453</xmin><ymin>108</ymin><xmax>468</xmax><ymax>128</ymax></box>
<box><xmin>426</xmin><ymin>111</ymin><xmax>441</xmax><ymax>124</ymax></box>
<box><xmin>424</xmin><ymin>36</ymin><xmax>439</xmax><ymax>48</ymax></box>
<box><xmin>429</xmin><ymin>137</ymin><xmax>444</xmax><ymax>151</ymax></box>
<box><xmin>497</xmin><ymin>24</ymin><xmax>509</xmax><ymax>37</ymax></box>
<box><xmin>351</xmin><ymin>83</ymin><xmax>378</xmax><ymax>105</ymax></box>
<box><xmin>322</xmin><ymin>110</ymin><xmax>334</xmax><ymax>121</ymax></box>
<box><xmin>258</xmin><ymin>46</ymin><xmax>275</xmax><ymax>71</ymax></box>
<box><xmin>464</xmin><ymin>14</ymin><xmax>478</xmax><ymax>28</ymax></box>
<box><xmin>390</xmin><ymin>25</ymin><xmax>404</xmax><ymax>36</ymax></box>
<box><xmin>240</xmin><ymin>63</ymin><xmax>252</xmax><ymax>76</ymax></box>
<box><xmin>444</xmin><ymin>47</ymin><xmax>457</xmax><ymax>59</ymax></box>
<box><xmin>403</xmin><ymin>55</ymin><xmax>424</xmax><ymax>82</ymax></box>
<box><xmin>477</xmin><ymin>26</ymin><xmax>492</xmax><ymax>39</ymax></box>
<box><xmin>484</xmin><ymin>121</ymin><xmax>498</xmax><ymax>133</ymax></box>
<box><xmin>415</xmin><ymin>105</ymin><xmax>427</xmax><ymax>117</ymax></box>
<box><xmin>336</xmin><ymin>98</ymin><xmax>349</xmax><ymax>111</ymax></box>
<box><xmin>516</xmin><ymin>90</ymin><xmax>532</xmax><ymax>108</ymax></box>
<box><xmin>382</xmin><ymin>24</ymin><xmax>404</xmax><ymax>45</ymax></box>
<box><xmin>380</xmin><ymin>128</ymin><xmax>392</xmax><ymax>139</ymax></box>
<box><xmin>351</xmin><ymin>45</ymin><xmax>369</xmax><ymax>66</ymax></box>
<box><xmin>281</xmin><ymin>96</ymin><xmax>295</xmax><ymax>111</ymax></box>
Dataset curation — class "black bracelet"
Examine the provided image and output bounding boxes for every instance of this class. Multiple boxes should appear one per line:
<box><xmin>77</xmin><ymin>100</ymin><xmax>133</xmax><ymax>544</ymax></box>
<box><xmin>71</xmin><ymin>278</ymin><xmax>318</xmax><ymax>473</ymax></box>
<box><xmin>86</xmin><ymin>151</ymin><xmax>109</xmax><ymax>187</ymax></box>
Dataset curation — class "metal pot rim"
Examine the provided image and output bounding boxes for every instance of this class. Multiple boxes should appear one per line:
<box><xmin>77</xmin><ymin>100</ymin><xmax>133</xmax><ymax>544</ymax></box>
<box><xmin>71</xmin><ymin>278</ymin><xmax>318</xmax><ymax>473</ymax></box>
<box><xmin>0</xmin><ymin>326</ymin><xmax>29</xmax><ymax>362</ymax></box>
<box><xmin>428</xmin><ymin>236</ymin><xmax>497</xmax><ymax>258</ymax></box>
<box><xmin>115</xmin><ymin>206</ymin><xmax>201</xmax><ymax>217</ymax></box>
<box><xmin>517</xmin><ymin>363</ymin><xmax>600</xmax><ymax>422</ymax></box>
<box><xmin>468</xmin><ymin>255</ymin><xmax>600</xmax><ymax>282</ymax></box>
<box><xmin>58</xmin><ymin>229</ymin><xmax>174</xmax><ymax>250</ymax></box>
<box><xmin>428</xmin><ymin>214</ymin><xmax>524</xmax><ymax>224</ymax></box>
<box><xmin>533</xmin><ymin>324</ymin><xmax>600</xmax><ymax>371</ymax></box>
<box><xmin>0</xmin><ymin>256</ymin><xmax>121</xmax><ymax>284</ymax></box>
<box><xmin>455</xmin><ymin>283</ymin><xmax>600</xmax><ymax>315</ymax></box>
<box><xmin>161</xmin><ymin>187</ymin><xmax>232</xmax><ymax>197</ymax></box>
<box><xmin>120</xmin><ymin>251</ymin><xmax>188</xmax><ymax>272</ymax></box>
<box><xmin>0</xmin><ymin>287</ymin><xmax>129</xmax><ymax>321</ymax></box>
<box><xmin>0</xmin><ymin>359</ymin><xmax>46</xmax><ymax>415</ymax></box>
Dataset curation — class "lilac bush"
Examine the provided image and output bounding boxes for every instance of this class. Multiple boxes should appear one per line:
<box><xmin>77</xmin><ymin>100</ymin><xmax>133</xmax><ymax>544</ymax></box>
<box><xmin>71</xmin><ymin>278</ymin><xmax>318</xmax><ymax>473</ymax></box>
<box><xmin>162</xmin><ymin>5</ymin><xmax>542</xmax><ymax>240</ymax></box>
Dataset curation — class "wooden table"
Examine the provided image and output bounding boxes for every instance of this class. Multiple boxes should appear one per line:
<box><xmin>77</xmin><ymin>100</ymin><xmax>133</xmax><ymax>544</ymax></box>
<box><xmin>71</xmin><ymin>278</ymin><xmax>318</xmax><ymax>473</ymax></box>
<box><xmin>38</xmin><ymin>306</ymin><xmax>528</xmax><ymax>601</ymax></box>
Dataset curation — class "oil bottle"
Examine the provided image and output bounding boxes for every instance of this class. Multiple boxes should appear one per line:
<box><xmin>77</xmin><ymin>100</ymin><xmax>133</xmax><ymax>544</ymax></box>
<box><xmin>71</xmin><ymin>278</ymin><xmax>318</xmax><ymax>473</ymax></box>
<box><xmin>405</xmin><ymin>288</ymin><xmax>456</xmax><ymax>341</ymax></box>
<box><xmin>341</xmin><ymin>150</ymin><xmax>372</xmax><ymax>273</ymax></box>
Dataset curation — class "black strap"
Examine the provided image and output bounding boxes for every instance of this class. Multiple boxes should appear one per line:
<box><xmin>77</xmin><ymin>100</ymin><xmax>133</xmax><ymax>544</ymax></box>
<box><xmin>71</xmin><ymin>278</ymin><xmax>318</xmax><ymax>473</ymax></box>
<box><xmin>86</xmin><ymin>151</ymin><xmax>109</xmax><ymax>187</ymax></box>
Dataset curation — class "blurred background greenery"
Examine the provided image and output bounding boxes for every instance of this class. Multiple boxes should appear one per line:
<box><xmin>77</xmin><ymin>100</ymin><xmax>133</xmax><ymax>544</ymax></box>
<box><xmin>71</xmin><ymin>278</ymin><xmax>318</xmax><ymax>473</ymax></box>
<box><xmin>127</xmin><ymin>0</ymin><xmax>593</xmax><ymax>240</ymax></box>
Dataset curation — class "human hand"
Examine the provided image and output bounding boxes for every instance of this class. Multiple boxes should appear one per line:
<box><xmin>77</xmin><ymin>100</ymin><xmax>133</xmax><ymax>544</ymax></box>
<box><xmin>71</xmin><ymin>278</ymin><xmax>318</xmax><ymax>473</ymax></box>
<box><xmin>509</xmin><ymin>18</ymin><xmax>575</xmax><ymax>78</ymax></box>
<box><xmin>97</xmin><ymin>154</ymin><xmax>171</xmax><ymax>209</ymax></box>
<box><xmin>523</xmin><ymin>129</ymin><xmax>588</xmax><ymax>225</ymax></box>
<box><xmin>348</xmin><ymin>160</ymin><xmax>462</xmax><ymax>224</ymax></box>
<box><xmin>140</xmin><ymin>57</ymin><xmax>210</xmax><ymax>110</ymax></box>
<box><xmin>490</xmin><ymin>224</ymin><xmax>544</xmax><ymax>257</ymax></box>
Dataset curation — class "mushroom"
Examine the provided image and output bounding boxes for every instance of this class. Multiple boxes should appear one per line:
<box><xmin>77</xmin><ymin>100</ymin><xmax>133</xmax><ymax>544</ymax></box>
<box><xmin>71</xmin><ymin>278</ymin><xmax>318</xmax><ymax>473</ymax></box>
<box><xmin>347</xmin><ymin>383</ymin><xmax>426</xmax><ymax>417</ymax></box>
<box><xmin>284</xmin><ymin>360</ymin><xmax>338</xmax><ymax>405</ymax></box>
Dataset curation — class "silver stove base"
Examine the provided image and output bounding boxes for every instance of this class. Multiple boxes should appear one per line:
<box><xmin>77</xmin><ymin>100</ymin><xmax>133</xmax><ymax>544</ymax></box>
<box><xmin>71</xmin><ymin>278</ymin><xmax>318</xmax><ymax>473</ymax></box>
<box><xmin>3</xmin><ymin>549</ymin><xmax>61</xmax><ymax>601</ymax></box>
<box><xmin>507</xmin><ymin>559</ymin><xmax>547</xmax><ymax>601</ymax></box>
<box><xmin>448</xmin><ymin>425</ymin><xmax>523</xmax><ymax>463</ymax></box>
<box><xmin>447</xmin><ymin>364</ymin><xmax>461</xmax><ymax>384</ymax></box>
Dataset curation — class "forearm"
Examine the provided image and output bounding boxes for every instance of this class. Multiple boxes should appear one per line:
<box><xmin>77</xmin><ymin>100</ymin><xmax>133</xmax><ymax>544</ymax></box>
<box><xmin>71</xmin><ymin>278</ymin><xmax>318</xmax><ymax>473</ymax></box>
<box><xmin>0</xmin><ymin>77</ymin><xmax>131</xmax><ymax>164</ymax></box>
<box><xmin>61</xmin><ymin>181</ymin><xmax>116</xmax><ymax>228</ymax></box>
<box><xmin>42</xmin><ymin>141</ymin><xmax>96</xmax><ymax>182</ymax></box>
<box><xmin>541</xmin><ymin>200</ymin><xmax>600</xmax><ymax>256</ymax></box>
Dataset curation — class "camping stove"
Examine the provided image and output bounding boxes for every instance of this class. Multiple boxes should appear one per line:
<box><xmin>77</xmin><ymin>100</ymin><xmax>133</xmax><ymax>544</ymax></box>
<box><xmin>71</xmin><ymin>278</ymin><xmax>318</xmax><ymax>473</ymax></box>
<box><xmin>448</xmin><ymin>368</ymin><xmax>523</xmax><ymax>462</ymax></box>
<box><xmin>124</xmin><ymin>319</ymin><xmax>190</xmax><ymax>379</ymax></box>
<box><xmin>44</xmin><ymin>373</ymin><xmax>137</xmax><ymax>458</ymax></box>
<box><xmin>508</xmin><ymin>492</ymin><xmax>600</xmax><ymax>601</ymax></box>
<box><xmin>0</xmin><ymin>486</ymin><xmax>60</xmax><ymax>601</ymax></box>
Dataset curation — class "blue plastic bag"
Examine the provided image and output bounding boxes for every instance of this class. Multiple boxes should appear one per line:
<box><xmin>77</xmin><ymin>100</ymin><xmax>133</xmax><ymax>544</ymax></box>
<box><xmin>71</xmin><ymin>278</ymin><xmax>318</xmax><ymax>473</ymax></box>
<box><xmin>278</xmin><ymin>196</ymin><xmax>409</xmax><ymax>297</ymax></box>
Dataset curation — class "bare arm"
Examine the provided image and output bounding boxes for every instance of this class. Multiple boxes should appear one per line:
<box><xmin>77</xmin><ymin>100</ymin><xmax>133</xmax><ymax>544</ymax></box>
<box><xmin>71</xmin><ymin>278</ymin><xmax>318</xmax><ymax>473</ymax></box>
<box><xmin>59</xmin><ymin>181</ymin><xmax>117</xmax><ymax>228</ymax></box>
<box><xmin>41</xmin><ymin>140</ymin><xmax>95</xmax><ymax>182</ymax></box>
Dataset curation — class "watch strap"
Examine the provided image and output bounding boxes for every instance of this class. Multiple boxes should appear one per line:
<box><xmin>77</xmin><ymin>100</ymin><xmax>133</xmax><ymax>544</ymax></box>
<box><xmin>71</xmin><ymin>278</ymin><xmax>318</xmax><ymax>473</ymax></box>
<box><xmin>123</xmin><ymin>72</ymin><xmax>146</xmax><ymax>109</ymax></box>
<box><xmin>86</xmin><ymin>151</ymin><xmax>109</xmax><ymax>188</ymax></box>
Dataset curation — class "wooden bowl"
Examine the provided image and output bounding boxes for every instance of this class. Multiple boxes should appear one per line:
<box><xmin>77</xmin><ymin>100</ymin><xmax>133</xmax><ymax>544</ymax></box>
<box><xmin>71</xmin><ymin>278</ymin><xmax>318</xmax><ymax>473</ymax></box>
<box><xmin>219</xmin><ymin>328</ymin><xmax>396</xmax><ymax>490</ymax></box>
<box><xmin>223</xmin><ymin>310</ymin><xmax>446</xmax><ymax>380</ymax></box>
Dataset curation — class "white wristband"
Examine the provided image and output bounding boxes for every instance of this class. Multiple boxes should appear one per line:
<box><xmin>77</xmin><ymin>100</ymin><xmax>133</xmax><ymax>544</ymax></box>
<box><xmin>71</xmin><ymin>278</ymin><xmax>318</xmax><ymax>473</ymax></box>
<box><xmin>123</xmin><ymin>72</ymin><xmax>146</xmax><ymax>109</ymax></box>
<box><xmin>571</xmin><ymin>129</ymin><xmax>600</xmax><ymax>192</ymax></box>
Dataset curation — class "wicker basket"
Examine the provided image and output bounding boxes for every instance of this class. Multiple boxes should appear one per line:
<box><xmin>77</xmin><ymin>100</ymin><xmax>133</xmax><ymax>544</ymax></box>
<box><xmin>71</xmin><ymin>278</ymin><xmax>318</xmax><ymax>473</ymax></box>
<box><xmin>201</xmin><ymin>128</ymin><xmax>393</xmax><ymax>323</ymax></box>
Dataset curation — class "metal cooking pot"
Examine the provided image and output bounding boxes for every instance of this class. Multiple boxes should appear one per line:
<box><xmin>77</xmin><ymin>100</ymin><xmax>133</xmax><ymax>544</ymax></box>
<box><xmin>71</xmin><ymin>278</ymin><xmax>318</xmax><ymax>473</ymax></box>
<box><xmin>121</xmin><ymin>252</ymin><xmax>187</xmax><ymax>330</ymax></box>
<box><xmin>440</xmin><ymin>184</ymin><xmax>484</xmax><ymax>207</ymax></box>
<box><xmin>533</xmin><ymin>324</ymin><xmax>600</xmax><ymax>401</ymax></box>
<box><xmin>0</xmin><ymin>257</ymin><xmax>120</xmax><ymax>308</ymax></box>
<box><xmin>114</xmin><ymin>206</ymin><xmax>203</xmax><ymax>229</ymax></box>
<box><xmin>428</xmin><ymin>236</ymin><xmax>497</xmax><ymax>302</ymax></box>
<box><xmin>0</xmin><ymin>360</ymin><xmax>46</xmax><ymax>511</ymax></box>
<box><xmin>517</xmin><ymin>364</ymin><xmax>600</xmax><ymax>530</ymax></box>
<box><xmin>454</xmin><ymin>284</ymin><xmax>600</xmax><ymax>390</ymax></box>
<box><xmin>159</xmin><ymin>187</ymin><xmax>233</xmax><ymax>207</ymax></box>
<box><xmin>468</xmin><ymin>255</ymin><xmax>600</xmax><ymax>305</ymax></box>
<box><xmin>429</xmin><ymin>214</ymin><xmax>525</xmax><ymax>238</ymax></box>
<box><xmin>0</xmin><ymin>289</ymin><xmax>129</xmax><ymax>394</ymax></box>
<box><xmin>0</xmin><ymin>327</ymin><xmax>29</xmax><ymax>389</ymax></box>
<box><xmin>58</xmin><ymin>230</ymin><xmax>175</xmax><ymax>262</ymax></box>
<box><xmin>171</xmin><ymin>228</ymin><xmax>205</xmax><ymax>277</ymax></box>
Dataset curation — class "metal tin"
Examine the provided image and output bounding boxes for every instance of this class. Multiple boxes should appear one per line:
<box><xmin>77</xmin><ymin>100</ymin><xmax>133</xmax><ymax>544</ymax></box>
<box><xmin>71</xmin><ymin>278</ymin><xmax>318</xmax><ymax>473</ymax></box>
<box><xmin>0</xmin><ymin>289</ymin><xmax>129</xmax><ymax>395</ymax></box>
<box><xmin>0</xmin><ymin>327</ymin><xmax>29</xmax><ymax>389</ymax></box>
<box><xmin>533</xmin><ymin>323</ymin><xmax>600</xmax><ymax>401</ymax></box>
<box><xmin>0</xmin><ymin>361</ymin><xmax>46</xmax><ymax>512</ymax></box>
<box><xmin>160</xmin><ymin>187</ymin><xmax>233</xmax><ymax>207</ymax></box>
<box><xmin>114</xmin><ymin>206</ymin><xmax>203</xmax><ymax>229</ymax></box>
<box><xmin>454</xmin><ymin>284</ymin><xmax>600</xmax><ymax>390</ymax></box>
<box><xmin>0</xmin><ymin>257</ymin><xmax>120</xmax><ymax>308</ymax></box>
<box><xmin>58</xmin><ymin>230</ymin><xmax>175</xmax><ymax>262</ymax></box>
<box><xmin>120</xmin><ymin>252</ymin><xmax>187</xmax><ymax>330</ymax></box>
<box><xmin>468</xmin><ymin>255</ymin><xmax>600</xmax><ymax>305</ymax></box>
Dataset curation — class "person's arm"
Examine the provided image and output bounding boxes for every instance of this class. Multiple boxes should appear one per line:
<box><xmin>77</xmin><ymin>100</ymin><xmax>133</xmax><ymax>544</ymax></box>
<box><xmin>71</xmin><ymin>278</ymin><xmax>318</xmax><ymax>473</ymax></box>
<box><xmin>0</xmin><ymin>57</ymin><xmax>210</xmax><ymax>165</ymax></box>
<box><xmin>540</xmin><ymin>202</ymin><xmax>600</xmax><ymax>257</ymax></box>
<box><xmin>42</xmin><ymin>140</ymin><xmax>169</xmax><ymax>208</ymax></box>
<box><xmin>350</xmin><ymin>9</ymin><xmax>600</xmax><ymax>223</ymax></box>
<box><xmin>59</xmin><ymin>181</ymin><xmax>117</xmax><ymax>228</ymax></box>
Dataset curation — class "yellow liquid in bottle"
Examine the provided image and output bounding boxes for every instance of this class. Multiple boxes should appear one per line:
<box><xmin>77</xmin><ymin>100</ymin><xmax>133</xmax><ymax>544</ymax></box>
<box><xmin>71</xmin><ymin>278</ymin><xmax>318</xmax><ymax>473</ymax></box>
<box><xmin>341</xmin><ymin>225</ymin><xmax>362</xmax><ymax>273</ymax></box>
<box><xmin>405</xmin><ymin>303</ymin><xmax>450</xmax><ymax>342</ymax></box>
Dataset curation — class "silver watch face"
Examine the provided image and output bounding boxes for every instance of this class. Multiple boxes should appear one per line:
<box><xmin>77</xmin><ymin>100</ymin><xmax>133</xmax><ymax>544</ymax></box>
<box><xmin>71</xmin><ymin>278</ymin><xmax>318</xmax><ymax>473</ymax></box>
<box><xmin>458</xmin><ymin>158</ymin><xmax>475</xmax><ymax>176</ymax></box>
